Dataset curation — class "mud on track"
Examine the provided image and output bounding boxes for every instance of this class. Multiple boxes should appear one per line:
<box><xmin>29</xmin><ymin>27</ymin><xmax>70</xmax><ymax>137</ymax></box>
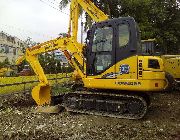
<box><xmin>0</xmin><ymin>91</ymin><xmax>180</xmax><ymax>140</ymax></box>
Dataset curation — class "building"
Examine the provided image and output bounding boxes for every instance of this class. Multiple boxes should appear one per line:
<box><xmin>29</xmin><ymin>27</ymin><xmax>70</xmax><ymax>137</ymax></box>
<box><xmin>55</xmin><ymin>51</ymin><xmax>68</xmax><ymax>66</ymax></box>
<box><xmin>0</xmin><ymin>31</ymin><xmax>27</xmax><ymax>64</ymax></box>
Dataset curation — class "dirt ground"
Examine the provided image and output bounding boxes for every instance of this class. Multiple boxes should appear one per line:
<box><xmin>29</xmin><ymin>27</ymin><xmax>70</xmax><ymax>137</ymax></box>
<box><xmin>0</xmin><ymin>90</ymin><xmax>180</xmax><ymax>140</ymax></box>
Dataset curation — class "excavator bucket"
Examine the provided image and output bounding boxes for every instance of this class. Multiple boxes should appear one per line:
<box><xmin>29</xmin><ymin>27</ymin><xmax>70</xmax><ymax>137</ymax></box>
<box><xmin>32</xmin><ymin>84</ymin><xmax>51</xmax><ymax>106</ymax></box>
<box><xmin>32</xmin><ymin>84</ymin><xmax>62</xmax><ymax>114</ymax></box>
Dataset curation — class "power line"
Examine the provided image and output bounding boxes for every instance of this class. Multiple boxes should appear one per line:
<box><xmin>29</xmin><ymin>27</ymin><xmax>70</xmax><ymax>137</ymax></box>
<box><xmin>1</xmin><ymin>24</ymin><xmax>55</xmax><ymax>40</ymax></box>
<box><xmin>39</xmin><ymin>0</ymin><xmax>69</xmax><ymax>16</ymax></box>
<box><xmin>44</xmin><ymin>0</ymin><xmax>59</xmax><ymax>7</ymax></box>
<box><xmin>40</xmin><ymin>0</ymin><xmax>69</xmax><ymax>15</ymax></box>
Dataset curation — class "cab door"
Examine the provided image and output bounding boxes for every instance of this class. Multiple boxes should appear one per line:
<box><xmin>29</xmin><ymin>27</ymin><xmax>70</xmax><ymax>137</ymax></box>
<box><xmin>86</xmin><ymin>23</ymin><xmax>115</xmax><ymax>76</ymax></box>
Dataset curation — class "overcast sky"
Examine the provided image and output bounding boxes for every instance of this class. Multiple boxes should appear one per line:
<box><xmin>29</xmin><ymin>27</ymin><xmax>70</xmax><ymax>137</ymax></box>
<box><xmin>0</xmin><ymin>0</ymin><xmax>83</xmax><ymax>43</ymax></box>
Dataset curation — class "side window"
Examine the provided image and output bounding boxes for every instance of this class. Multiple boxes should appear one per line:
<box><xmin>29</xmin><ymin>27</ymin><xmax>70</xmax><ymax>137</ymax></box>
<box><xmin>119</xmin><ymin>24</ymin><xmax>129</xmax><ymax>48</ymax></box>
<box><xmin>13</xmin><ymin>48</ymin><xmax>16</xmax><ymax>55</ymax></box>
<box><xmin>92</xmin><ymin>26</ymin><xmax>113</xmax><ymax>52</ymax></box>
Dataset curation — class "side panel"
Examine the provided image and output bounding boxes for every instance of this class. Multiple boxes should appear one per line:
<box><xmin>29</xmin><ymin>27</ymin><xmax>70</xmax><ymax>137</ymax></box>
<box><xmin>83</xmin><ymin>78</ymin><xmax>165</xmax><ymax>91</ymax></box>
<box><xmin>84</xmin><ymin>56</ymin><xmax>166</xmax><ymax>91</ymax></box>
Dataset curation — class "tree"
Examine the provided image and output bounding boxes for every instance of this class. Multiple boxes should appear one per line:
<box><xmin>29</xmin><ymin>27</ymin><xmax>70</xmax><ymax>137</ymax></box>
<box><xmin>59</xmin><ymin>0</ymin><xmax>180</xmax><ymax>54</ymax></box>
<box><xmin>117</xmin><ymin>0</ymin><xmax>180</xmax><ymax>54</ymax></box>
<box><xmin>39</xmin><ymin>52</ymin><xmax>72</xmax><ymax>74</ymax></box>
<box><xmin>0</xmin><ymin>58</ymin><xmax>10</xmax><ymax>68</ymax></box>
<box><xmin>25</xmin><ymin>37</ymin><xmax>38</xmax><ymax>47</ymax></box>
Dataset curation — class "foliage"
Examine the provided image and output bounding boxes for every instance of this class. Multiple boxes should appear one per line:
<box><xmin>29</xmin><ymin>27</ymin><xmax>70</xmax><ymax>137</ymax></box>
<box><xmin>116</xmin><ymin>0</ymin><xmax>180</xmax><ymax>54</ymax></box>
<box><xmin>0</xmin><ymin>58</ymin><xmax>10</xmax><ymax>68</ymax></box>
<box><xmin>17</xmin><ymin>60</ymin><xmax>28</xmax><ymax>72</ymax></box>
<box><xmin>59</xmin><ymin>0</ymin><xmax>70</xmax><ymax>10</ymax></box>
<box><xmin>59</xmin><ymin>0</ymin><xmax>180</xmax><ymax>54</ymax></box>
<box><xmin>19</xmin><ymin>37</ymin><xmax>73</xmax><ymax>74</ymax></box>
<box><xmin>25</xmin><ymin>37</ymin><xmax>38</xmax><ymax>47</ymax></box>
<box><xmin>39</xmin><ymin>52</ymin><xmax>73</xmax><ymax>74</ymax></box>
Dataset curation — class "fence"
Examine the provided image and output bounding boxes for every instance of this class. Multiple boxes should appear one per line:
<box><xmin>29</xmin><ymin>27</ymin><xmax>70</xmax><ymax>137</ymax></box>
<box><xmin>0</xmin><ymin>73</ymin><xmax>71</xmax><ymax>95</ymax></box>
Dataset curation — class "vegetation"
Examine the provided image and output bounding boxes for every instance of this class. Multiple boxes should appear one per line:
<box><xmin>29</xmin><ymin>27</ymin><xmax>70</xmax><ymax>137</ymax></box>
<box><xmin>17</xmin><ymin>37</ymin><xmax>73</xmax><ymax>75</ymax></box>
<box><xmin>39</xmin><ymin>52</ymin><xmax>73</xmax><ymax>74</ymax></box>
<box><xmin>0</xmin><ymin>58</ymin><xmax>10</xmax><ymax>69</ymax></box>
<box><xmin>59</xmin><ymin>0</ymin><xmax>180</xmax><ymax>54</ymax></box>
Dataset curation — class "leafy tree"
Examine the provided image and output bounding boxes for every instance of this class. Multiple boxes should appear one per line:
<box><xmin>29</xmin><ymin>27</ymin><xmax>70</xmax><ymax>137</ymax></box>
<box><xmin>0</xmin><ymin>58</ymin><xmax>10</xmax><ymax>68</ymax></box>
<box><xmin>39</xmin><ymin>52</ymin><xmax>73</xmax><ymax>74</ymax></box>
<box><xmin>59</xmin><ymin>0</ymin><xmax>180</xmax><ymax>54</ymax></box>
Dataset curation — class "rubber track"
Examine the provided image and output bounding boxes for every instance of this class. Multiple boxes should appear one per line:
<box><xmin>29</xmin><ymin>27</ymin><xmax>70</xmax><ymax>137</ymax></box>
<box><xmin>62</xmin><ymin>91</ymin><xmax>149</xmax><ymax>120</ymax></box>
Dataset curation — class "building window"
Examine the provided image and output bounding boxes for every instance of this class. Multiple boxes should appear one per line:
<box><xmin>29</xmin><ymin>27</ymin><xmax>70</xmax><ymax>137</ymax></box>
<box><xmin>13</xmin><ymin>48</ymin><xmax>16</xmax><ymax>55</ymax></box>
<box><xmin>5</xmin><ymin>46</ymin><xmax>9</xmax><ymax>53</ymax></box>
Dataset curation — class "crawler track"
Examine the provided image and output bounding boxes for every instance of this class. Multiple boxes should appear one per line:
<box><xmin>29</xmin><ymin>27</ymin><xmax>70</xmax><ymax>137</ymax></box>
<box><xmin>62</xmin><ymin>91</ymin><xmax>150</xmax><ymax>119</ymax></box>
<box><xmin>175</xmin><ymin>81</ymin><xmax>180</xmax><ymax>91</ymax></box>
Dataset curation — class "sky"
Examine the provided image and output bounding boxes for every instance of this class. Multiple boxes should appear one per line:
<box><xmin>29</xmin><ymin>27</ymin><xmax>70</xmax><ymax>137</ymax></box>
<box><xmin>0</xmin><ymin>0</ymin><xmax>84</xmax><ymax>43</ymax></box>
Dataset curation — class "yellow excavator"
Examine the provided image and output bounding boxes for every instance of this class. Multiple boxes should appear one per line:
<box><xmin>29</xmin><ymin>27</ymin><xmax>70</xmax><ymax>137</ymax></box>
<box><xmin>141</xmin><ymin>39</ymin><xmax>180</xmax><ymax>90</ymax></box>
<box><xmin>16</xmin><ymin>0</ymin><xmax>166</xmax><ymax>119</ymax></box>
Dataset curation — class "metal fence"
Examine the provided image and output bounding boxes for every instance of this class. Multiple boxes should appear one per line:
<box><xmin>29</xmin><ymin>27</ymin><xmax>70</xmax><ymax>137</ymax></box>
<box><xmin>0</xmin><ymin>73</ymin><xmax>70</xmax><ymax>95</ymax></box>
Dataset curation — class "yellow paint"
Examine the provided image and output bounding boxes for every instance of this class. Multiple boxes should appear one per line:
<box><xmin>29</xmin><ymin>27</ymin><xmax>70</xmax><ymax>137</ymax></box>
<box><xmin>161</xmin><ymin>55</ymin><xmax>180</xmax><ymax>79</ymax></box>
<box><xmin>141</xmin><ymin>39</ymin><xmax>180</xmax><ymax>80</ymax></box>
<box><xmin>84</xmin><ymin>78</ymin><xmax>165</xmax><ymax>91</ymax></box>
<box><xmin>84</xmin><ymin>56</ymin><xmax>165</xmax><ymax>91</ymax></box>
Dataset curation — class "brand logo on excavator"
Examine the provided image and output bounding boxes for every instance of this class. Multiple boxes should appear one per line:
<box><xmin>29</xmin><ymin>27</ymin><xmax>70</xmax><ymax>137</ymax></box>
<box><xmin>119</xmin><ymin>64</ymin><xmax>130</xmax><ymax>75</ymax></box>
<box><xmin>115</xmin><ymin>81</ymin><xmax>141</xmax><ymax>86</ymax></box>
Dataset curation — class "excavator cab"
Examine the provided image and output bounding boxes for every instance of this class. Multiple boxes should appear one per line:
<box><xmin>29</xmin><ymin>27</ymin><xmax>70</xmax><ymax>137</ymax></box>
<box><xmin>83</xmin><ymin>17</ymin><xmax>165</xmax><ymax>92</ymax></box>
<box><xmin>86</xmin><ymin>17</ymin><xmax>140</xmax><ymax>76</ymax></box>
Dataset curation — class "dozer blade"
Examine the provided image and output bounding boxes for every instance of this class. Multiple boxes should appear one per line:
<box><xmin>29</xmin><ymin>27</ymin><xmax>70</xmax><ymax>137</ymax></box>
<box><xmin>32</xmin><ymin>84</ymin><xmax>51</xmax><ymax>106</ymax></box>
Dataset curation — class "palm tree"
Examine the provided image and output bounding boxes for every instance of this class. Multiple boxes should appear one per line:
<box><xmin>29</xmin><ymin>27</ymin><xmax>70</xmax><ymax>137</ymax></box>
<box><xmin>59</xmin><ymin>0</ymin><xmax>70</xmax><ymax>10</ymax></box>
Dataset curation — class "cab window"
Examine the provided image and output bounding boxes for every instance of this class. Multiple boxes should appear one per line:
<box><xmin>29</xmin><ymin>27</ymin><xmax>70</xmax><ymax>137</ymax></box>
<box><xmin>92</xmin><ymin>26</ymin><xmax>113</xmax><ymax>74</ymax></box>
<box><xmin>92</xmin><ymin>26</ymin><xmax>113</xmax><ymax>52</ymax></box>
<box><xmin>119</xmin><ymin>24</ymin><xmax>129</xmax><ymax>48</ymax></box>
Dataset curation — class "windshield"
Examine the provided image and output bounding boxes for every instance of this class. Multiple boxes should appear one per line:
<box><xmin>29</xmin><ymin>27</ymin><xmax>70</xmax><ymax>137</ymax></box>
<box><xmin>92</xmin><ymin>26</ymin><xmax>113</xmax><ymax>52</ymax></box>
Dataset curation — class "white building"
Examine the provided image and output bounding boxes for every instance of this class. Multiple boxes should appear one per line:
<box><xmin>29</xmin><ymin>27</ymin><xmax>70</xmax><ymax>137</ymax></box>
<box><xmin>55</xmin><ymin>51</ymin><xmax>68</xmax><ymax>66</ymax></box>
<box><xmin>0</xmin><ymin>31</ymin><xmax>27</xmax><ymax>64</ymax></box>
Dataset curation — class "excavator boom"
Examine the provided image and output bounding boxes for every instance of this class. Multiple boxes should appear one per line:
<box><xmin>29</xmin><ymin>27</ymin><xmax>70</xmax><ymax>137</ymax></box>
<box><xmin>18</xmin><ymin>0</ymin><xmax>109</xmax><ymax>105</ymax></box>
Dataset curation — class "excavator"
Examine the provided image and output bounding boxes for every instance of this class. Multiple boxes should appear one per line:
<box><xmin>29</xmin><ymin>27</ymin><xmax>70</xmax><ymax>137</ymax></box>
<box><xmin>16</xmin><ymin>0</ymin><xmax>166</xmax><ymax>119</ymax></box>
<box><xmin>141</xmin><ymin>39</ymin><xmax>180</xmax><ymax>90</ymax></box>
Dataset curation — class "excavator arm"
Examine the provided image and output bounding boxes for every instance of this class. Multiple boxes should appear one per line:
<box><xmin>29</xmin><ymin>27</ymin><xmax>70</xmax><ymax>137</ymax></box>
<box><xmin>17</xmin><ymin>0</ymin><xmax>108</xmax><ymax>105</ymax></box>
<box><xmin>23</xmin><ymin>37</ymin><xmax>86</xmax><ymax>105</ymax></box>
<box><xmin>69</xmin><ymin>0</ymin><xmax>108</xmax><ymax>40</ymax></box>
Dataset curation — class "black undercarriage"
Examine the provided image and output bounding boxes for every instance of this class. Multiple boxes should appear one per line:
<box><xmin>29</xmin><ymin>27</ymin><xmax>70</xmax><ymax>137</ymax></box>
<box><xmin>52</xmin><ymin>89</ymin><xmax>150</xmax><ymax>120</ymax></box>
